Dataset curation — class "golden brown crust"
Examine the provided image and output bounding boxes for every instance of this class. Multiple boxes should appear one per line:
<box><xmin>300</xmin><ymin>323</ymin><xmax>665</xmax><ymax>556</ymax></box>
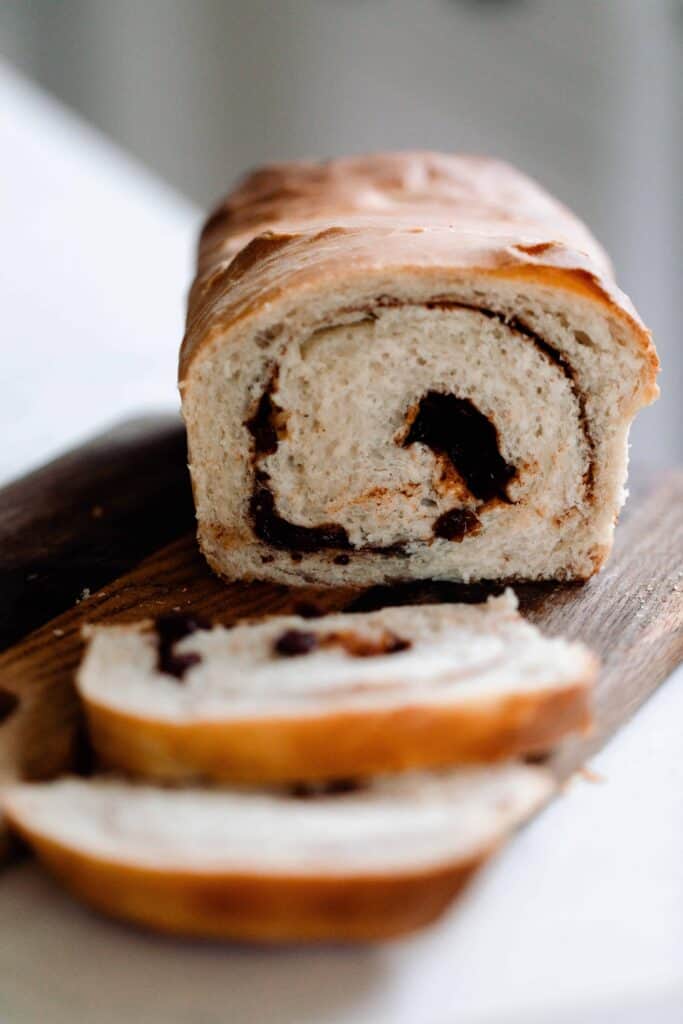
<box><xmin>180</xmin><ymin>152</ymin><xmax>658</xmax><ymax>399</ymax></box>
<box><xmin>198</xmin><ymin>152</ymin><xmax>610</xmax><ymax>271</ymax></box>
<box><xmin>7</xmin><ymin>821</ymin><xmax>487</xmax><ymax>941</ymax></box>
<box><xmin>82</xmin><ymin>678</ymin><xmax>593</xmax><ymax>785</ymax></box>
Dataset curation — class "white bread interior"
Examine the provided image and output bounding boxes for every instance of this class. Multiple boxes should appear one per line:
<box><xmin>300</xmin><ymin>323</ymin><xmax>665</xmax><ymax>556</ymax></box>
<box><xmin>3</xmin><ymin>764</ymin><xmax>551</xmax><ymax>876</ymax></box>
<box><xmin>78</xmin><ymin>592</ymin><xmax>595</xmax><ymax>722</ymax></box>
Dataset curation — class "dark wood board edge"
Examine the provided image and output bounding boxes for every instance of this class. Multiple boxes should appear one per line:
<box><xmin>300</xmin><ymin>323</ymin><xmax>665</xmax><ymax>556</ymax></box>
<box><xmin>0</xmin><ymin>414</ymin><xmax>194</xmax><ymax>652</ymax></box>
<box><xmin>534</xmin><ymin>471</ymin><xmax>683</xmax><ymax>779</ymax></box>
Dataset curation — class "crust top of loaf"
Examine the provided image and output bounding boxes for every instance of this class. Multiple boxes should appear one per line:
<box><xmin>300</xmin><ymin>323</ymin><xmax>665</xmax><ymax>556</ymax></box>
<box><xmin>199</xmin><ymin>152</ymin><xmax>608</xmax><ymax>270</ymax></box>
<box><xmin>180</xmin><ymin>152</ymin><xmax>657</xmax><ymax>395</ymax></box>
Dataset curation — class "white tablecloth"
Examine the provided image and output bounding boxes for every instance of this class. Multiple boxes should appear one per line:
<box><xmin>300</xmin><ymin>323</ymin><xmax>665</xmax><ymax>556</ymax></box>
<box><xmin>0</xmin><ymin>63</ymin><xmax>681</xmax><ymax>1024</ymax></box>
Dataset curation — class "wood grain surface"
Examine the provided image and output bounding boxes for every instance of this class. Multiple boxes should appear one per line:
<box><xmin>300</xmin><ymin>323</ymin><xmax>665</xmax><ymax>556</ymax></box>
<box><xmin>0</xmin><ymin>415</ymin><xmax>193</xmax><ymax>653</ymax></box>
<box><xmin>0</xmin><ymin>423</ymin><xmax>680</xmax><ymax>861</ymax></box>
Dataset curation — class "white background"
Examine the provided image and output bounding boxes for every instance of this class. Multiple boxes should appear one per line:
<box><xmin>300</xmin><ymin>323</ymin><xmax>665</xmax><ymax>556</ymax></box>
<box><xmin>1</xmin><ymin>0</ymin><xmax>680</xmax><ymax>468</ymax></box>
<box><xmin>0</xmin><ymin>58</ymin><xmax>681</xmax><ymax>1024</ymax></box>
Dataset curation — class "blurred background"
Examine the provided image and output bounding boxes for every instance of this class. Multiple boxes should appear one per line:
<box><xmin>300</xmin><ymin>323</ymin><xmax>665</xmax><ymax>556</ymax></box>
<box><xmin>0</xmin><ymin>0</ymin><xmax>680</xmax><ymax>470</ymax></box>
<box><xmin>0</xmin><ymin>12</ymin><xmax>682</xmax><ymax>1020</ymax></box>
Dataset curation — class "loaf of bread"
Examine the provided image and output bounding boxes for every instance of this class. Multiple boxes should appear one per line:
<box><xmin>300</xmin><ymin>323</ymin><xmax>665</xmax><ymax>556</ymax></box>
<box><xmin>2</xmin><ymin>765</ymin><xmax>551</xmax><ymax>941</ymax></box>
<box><xmin>180</xmin><ymin>152</ymin><xmax>658</xmax><ymax>586</ymax></box>
<box><xmin>77</xmin><ymin>593</ymin><xmax>595</xmax><ymax>783</ymax></box>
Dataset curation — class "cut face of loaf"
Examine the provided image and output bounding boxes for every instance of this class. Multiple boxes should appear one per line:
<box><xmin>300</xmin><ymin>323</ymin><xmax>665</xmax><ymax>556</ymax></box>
<box><xmin>2</xmin><ymin>765</ymin><xmax>552</xmax><ymax>941</ymax></box>
<box><xmin>77</xmin><ymin>593</ymin><xmax>595</xmax><ymax>783</ymax></box>
<box><xmin>180</xmin><ymin>152</ymin><xmax>658</xmax><ymax>586</ymax></box>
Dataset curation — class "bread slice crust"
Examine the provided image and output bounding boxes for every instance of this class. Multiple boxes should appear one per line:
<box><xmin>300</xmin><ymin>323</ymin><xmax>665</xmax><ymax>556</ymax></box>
<box><xmin>3</xmin><ymin>765</ymin><xmax>552</xmax><ymax>941</ymax></box>
<box><xmin>77</xmin><ymin>598</ymin><xmax>596</xmax><ymax>784</ymax></box>
<box><xmin>3</xmin><ymin>823</ymin><xmax>487</xmax><ymax>941</ymax></box>
<box><xmin>84</xmin><ymin>679</ymin><xmax>591</xmax><ymax>784</ymax></box>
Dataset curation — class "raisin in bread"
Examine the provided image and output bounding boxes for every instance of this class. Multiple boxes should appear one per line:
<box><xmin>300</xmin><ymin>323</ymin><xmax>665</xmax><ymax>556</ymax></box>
<box><xmin>77</xmin><ymin>592</ymin><xmax>595</xmax><ymax>784</ymax></box>
<box><xmin>2</xmin><ymin>765</ymin><xmax>551</xmax><ymax>941</ymax></box>
<box><xmin>180</xmin><ymin>151</ymin><xmax>658</xmax><ymax>587</ymax></box>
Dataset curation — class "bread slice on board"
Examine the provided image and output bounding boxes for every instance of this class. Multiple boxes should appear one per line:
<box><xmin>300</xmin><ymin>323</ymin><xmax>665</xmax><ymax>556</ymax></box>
<box><xmin>77</xmin><ymin>592</ymin><xmax>596</xmax><ymax>784</ymax></box>
<box><xmin>2</xmin><ymin>765</ymin><xmax>552</xmax><ymax>942</ymax></box>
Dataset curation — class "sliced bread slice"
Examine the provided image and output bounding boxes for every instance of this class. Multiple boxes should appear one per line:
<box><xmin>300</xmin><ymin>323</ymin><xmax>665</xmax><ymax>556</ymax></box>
<box><xmin>78</xmin><ymin>592</ymin><xmax>596</xmax><ymax>783</ymax></box>
<box><xmin>3</xmin><ymin>765</ymin><xmax>551</xmax><ymax>941</ymax></box>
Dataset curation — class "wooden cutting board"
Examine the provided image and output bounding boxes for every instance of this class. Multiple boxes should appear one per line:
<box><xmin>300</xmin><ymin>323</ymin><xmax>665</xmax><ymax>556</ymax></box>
<box><xmin>0</xmin><ymin>417</ymin><xmax>681</xmax><ymax>862</ymax></box>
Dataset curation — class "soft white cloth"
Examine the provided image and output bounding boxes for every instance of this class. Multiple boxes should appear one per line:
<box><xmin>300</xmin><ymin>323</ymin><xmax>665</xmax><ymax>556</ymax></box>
<box><xmin>0</xmin><ymin>62</ymin><xmax>199</xmax><ymax>485</ymax></box>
